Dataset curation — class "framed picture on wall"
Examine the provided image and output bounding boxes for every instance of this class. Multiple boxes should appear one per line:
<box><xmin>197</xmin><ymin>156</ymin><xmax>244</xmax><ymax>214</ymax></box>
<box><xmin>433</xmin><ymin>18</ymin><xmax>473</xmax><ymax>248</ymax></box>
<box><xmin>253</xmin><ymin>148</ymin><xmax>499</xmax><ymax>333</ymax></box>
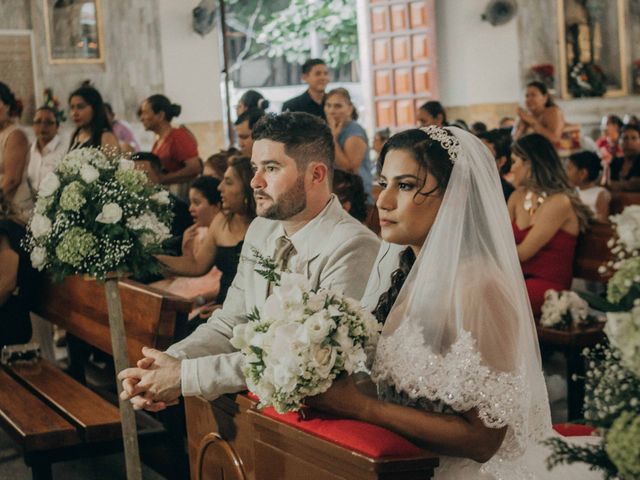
<box><xmin>43</xmin><ymin>0</ymin><xmax>105</xmax><ymax>64</ymax></box>
<box><xmin>557</xmin><ymin>0</ymin><xmax>628</xmax><ymax>98</ymax></box>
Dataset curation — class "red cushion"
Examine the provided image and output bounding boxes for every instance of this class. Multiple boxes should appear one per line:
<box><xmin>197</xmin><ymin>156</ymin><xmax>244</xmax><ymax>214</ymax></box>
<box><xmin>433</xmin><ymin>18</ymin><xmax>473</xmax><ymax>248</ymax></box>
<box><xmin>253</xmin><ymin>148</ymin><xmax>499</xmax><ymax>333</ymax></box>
<box><xmin>553</xmin><ymin>423</ymin><xmax>596</xmax><ymax>437</ymax></box>
<box><xmin>246</xmin><ymin>392</ymin><xmax>421</xmax><ymax>458</ymax></box>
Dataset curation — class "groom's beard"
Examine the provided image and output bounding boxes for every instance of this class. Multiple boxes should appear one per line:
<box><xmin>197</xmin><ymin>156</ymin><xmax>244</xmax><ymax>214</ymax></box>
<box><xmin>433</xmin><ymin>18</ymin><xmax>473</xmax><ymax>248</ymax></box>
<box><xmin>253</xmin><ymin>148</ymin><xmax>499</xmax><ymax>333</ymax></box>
<box><xmin>255</xmin><ymin>174</ymin><xmax>307</xmax><ymax>220</ymax></box>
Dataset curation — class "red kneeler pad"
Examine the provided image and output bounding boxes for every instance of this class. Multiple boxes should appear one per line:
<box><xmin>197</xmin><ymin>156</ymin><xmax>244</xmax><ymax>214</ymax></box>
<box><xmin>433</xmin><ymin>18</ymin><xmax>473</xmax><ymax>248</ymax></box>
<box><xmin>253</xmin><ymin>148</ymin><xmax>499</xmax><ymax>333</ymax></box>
<box><xmin>553</xmin><ymin>423</ymin><xmax>596</xmax><ymax>437</ymax></box>
<box><xmin>247</xmin><ymin>393</ymin><xmax>421</xmax><ymax>458</ymax></box>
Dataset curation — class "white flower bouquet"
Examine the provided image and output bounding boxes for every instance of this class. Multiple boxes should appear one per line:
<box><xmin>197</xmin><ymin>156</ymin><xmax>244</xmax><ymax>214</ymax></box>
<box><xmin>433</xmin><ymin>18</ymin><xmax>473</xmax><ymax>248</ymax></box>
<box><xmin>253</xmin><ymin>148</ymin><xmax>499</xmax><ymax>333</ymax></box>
<box><xmin>545</xmin><ymin>205</ymin><xmax>640</xmax><ymax>477</ymax></box>
<box><xmin>24</xmin><ymin>148</ymin><xmax>173</xmax><ymax>281</ymax></box>
<box><xmin>540</xmin><ymin>289</ymin><xmax>593</xmax><ymax>329</ymax></box>
<box><xmin>230</xmin><ymin>271</ymin><xmax>381</xmax><ymax>414</ymax></box>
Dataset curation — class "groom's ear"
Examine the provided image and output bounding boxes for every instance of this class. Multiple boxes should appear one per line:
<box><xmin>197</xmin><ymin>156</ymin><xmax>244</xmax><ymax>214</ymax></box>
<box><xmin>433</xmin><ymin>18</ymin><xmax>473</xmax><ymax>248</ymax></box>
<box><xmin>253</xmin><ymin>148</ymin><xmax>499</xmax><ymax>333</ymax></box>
<box><xmin>308</xmin><ymin>161</ymin><xmax>329</xmax><ymax>184</ymax></box>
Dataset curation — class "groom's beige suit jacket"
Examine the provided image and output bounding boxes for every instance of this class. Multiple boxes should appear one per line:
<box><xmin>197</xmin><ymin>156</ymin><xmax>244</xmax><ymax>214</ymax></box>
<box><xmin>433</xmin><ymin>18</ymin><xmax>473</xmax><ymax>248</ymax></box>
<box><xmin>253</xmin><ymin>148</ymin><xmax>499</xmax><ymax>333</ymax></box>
<box><xmin>167</xmin><ymin>195</ymin><xmax>380</xmax><ymax>400</ymax></box>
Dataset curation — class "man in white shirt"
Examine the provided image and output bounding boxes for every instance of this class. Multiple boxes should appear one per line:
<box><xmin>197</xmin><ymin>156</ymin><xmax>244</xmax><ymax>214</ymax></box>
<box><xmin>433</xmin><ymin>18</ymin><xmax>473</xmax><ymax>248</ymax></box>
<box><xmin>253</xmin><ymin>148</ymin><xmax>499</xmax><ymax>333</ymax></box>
<box><xmin>118</xmin><ymin>112</ymin><xmax>380</xmax><ymax>410</ymax></box>
<box><xmin>28</xmin><ymin>107</ymin><xmax>65</xmax><ymax>194</ymax></box>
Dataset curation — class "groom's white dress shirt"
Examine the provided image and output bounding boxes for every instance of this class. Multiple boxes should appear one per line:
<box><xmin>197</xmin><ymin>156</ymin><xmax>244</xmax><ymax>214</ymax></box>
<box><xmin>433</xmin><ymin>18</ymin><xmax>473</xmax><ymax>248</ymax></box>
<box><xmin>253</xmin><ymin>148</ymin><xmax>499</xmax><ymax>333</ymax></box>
<box><xmin>166</xmin><ymin>195</ymin><xmax>380</xmax><ymax>399</ymax></box>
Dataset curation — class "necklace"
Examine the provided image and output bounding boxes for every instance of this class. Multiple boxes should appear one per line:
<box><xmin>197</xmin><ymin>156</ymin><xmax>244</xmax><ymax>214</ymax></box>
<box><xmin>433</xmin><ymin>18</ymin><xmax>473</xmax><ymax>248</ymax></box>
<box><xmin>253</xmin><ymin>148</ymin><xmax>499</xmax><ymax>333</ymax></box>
<box><xmin>523</xmin><ymin>190</ymin><xmax>546</xmax><ymax>216</ymax></box>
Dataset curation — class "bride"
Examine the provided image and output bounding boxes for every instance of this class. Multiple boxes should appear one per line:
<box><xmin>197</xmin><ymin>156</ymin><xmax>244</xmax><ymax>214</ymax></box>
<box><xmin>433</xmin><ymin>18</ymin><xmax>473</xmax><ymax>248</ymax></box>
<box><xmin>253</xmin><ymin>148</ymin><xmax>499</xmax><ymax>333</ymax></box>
<box><xmin>307</xmin><ymin>126</ymin><xmax>601</xmax><ymax>479</ymax></box>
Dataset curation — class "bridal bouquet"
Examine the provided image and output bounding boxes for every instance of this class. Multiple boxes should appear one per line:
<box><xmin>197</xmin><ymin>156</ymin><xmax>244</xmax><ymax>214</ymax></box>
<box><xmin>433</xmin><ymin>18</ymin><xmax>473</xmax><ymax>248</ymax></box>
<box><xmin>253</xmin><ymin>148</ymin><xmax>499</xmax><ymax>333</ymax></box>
<box><xmin>24</xmin><ymin>148</ymin><xmax>173</xmax><ymax>281</ymax></box>
<box><xmin>545</xmin><ymin>206</ymin><xmax>640</xmax><ymax>478</ymax></box>
<box><xmin>230</xmin><ymin>270</ymin><xmax>381</xmax><ymax>414</ymax></box>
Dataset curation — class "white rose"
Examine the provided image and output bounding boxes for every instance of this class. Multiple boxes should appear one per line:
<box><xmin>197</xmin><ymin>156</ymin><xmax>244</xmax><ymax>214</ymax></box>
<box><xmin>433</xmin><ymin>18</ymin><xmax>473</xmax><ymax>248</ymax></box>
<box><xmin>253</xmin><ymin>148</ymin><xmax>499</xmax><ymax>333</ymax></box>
<box><xmin>30</xmin><ymin>246</ymin><xmax>47</xmax><ymax>270</ymax></box>
<box><xmin>309</xmin><ymin>344</ymin><xmax>337</xmax><ymax>378</ymax></box>
<box><xmin>39</xmin><ymin>172</ymin><xmax>60</xmax><ymax>197</ymax></box>
<box><xmin>150</xmin><ymin>190</ymin><xmax>171</xmax><ymax>205</ymax></box>
<box><xmin>118</xmin><ymin>159</ymin><xmax>135</xmax><ymax>171</ymax></box>
<box><xmin>80</xmin><ymin>163</ymin><xmax>100</xmax><ymax>183</ymax></box>
<box><xmin>96</xmin><ymin>203</ymin><xmax>123</xmax><ymax>224</ymax></box>
<box><xmin>231</xmin><ymin>323</ymin><xmax>255</xmax><ymax>350</ymax></box>
<box><xmin>303</xmin><ymin>311</ymin><xmax>335</xmax><ymax>344</ymax></box>
<box><xmin>30</xmin><ymin>214</ymin><xmax>52</xmax><ymax>239</ymax></box>
<box><xmin>605</xmin><ymin>309</ymin><xmax>640</xmax><ymax>376</ymax></box>
<box><xmin>334</xmin><ymin>323</ymin><xmax>354</xmax><ymax>353</ymax></box>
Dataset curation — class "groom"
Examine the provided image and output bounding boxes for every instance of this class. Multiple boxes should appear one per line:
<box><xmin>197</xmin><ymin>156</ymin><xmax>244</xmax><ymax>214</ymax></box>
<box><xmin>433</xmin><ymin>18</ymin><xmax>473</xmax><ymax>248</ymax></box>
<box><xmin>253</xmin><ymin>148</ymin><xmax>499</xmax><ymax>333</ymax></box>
<box><xmin>118</xmin><ymin>112</ymin><xmax>380</xmax><ymax>410</ymax></box>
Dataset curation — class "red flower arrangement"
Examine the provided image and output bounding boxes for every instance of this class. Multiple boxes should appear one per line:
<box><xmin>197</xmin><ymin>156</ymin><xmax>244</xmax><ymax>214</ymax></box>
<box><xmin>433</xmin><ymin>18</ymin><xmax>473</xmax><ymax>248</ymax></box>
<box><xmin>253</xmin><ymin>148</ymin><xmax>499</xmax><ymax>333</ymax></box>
<box><xmin>529</xmin><ymin>64</ymin><xmax>555</xmax><ymax>90</ymax></box>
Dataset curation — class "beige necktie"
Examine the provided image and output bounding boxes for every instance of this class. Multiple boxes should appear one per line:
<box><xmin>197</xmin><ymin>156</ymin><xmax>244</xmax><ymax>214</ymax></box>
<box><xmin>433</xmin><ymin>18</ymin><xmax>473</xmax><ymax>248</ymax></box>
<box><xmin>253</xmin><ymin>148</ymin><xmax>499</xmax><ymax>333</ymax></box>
<box><xmin>267</xmin><ymin>236</ymin><xmax>296</xmax><ymax>295</ymax></box>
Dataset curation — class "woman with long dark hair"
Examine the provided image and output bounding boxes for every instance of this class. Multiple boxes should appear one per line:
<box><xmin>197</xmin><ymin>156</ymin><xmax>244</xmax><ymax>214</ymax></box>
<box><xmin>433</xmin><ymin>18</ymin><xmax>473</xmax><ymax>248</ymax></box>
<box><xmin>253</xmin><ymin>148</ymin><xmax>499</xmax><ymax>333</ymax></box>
<box><xmin>156</xmin><ymin>156</ymin><xmax>255</xmax><ymax>305</ymax></box>
<box><xmin>68</xmin><ymin>84</ymin><xmax>119</xmax><ymax>152</ymax></box>
<box><xmin>509</xmin><ymin>133</ymin><xmax>591</xmax><ymax>316</ymax></box>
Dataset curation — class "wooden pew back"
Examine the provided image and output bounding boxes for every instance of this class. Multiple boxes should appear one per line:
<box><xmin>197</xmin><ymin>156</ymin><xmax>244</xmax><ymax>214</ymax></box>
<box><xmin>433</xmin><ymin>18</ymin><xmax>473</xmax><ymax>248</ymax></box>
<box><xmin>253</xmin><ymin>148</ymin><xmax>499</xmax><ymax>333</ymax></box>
<box><xmin>34</xmin><ymin>275</ymin><xmax>192</xmax><ymax>364</ymax></box>
<box><xmin>572</xmin><ymin>221</ymin><xmax>614</xmax><ymax>283</ymax></box>
<box><xmin>610</xmin><ymin>192</ymin><xmax>640</xmax><ymax>215</ymax></box>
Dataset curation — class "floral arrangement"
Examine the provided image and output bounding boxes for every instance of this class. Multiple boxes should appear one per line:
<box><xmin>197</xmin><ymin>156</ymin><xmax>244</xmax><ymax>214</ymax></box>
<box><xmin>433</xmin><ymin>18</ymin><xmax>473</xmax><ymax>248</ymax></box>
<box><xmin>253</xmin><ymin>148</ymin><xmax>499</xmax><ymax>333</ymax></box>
<box><xmin>529</xmin><ymin>64</ymin><xmax>555</xmax><ymax>90</ymax></box>
<box><xmin>230</xmin><ymin>254</ymin><xmax>381</xmax><ymax>413</ymax></box>
<box><xmin>545</xmin><ymin>205</ymin><xmax>640</xmax><ymax>478</ymax></box>
<box><xmin>24</xmin><ymin>148</ymin><xmax>173</xmax><ymax>281</ymax></box>
<box><xmin>540</xmin><ymin>290</ymin><xmax>596</xmax><ymax>329</ymax></box>
<box><xmin>568</xmin><ymin>62</ymin><xmax>606</xmax><ymax>98</ymax></box>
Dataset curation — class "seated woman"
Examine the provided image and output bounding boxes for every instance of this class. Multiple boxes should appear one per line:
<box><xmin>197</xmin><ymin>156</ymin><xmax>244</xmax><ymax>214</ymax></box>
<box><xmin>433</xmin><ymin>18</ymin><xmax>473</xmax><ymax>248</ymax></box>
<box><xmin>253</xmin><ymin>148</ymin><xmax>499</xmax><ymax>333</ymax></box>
<box><xmin>156</xmin><ymin>156</ymin><xmax>255</xmax><ymax>328</ymax></box>
<box><xmin>68</xmin><ymin>84</ymin><xmax>120</xmax><ymax>152</ymax></box>
<box><xmin>416</xmin><ymin>100</ymin><xmax>447</xmax><ymax>128</ymax></box>
<box><xmin>308</xmin><ymin>126</ymin><xmax>599</xmax><ymax>479</ymax></box>
<box><xmin>508</xmin><ymin>134</ymin><xmax>591</xmax><ymax>317</ymax></box>
<box><xmin>0</xmin><ymin>195</ymin><xmax>37</xmax><ymax>346</ymax></box>
<box><xmin>608</xmin><ymin>124</ymin><xmax>640</xmax><ymax>191</ymax></box>
<box><xmin>566</xmin><ymin>151</ymin><xmax>611</xmax><ymax>222</ymax></box>
<box><xmin>151</xmin><ymin>176</ymin><xmax>223</xmax><ymax>307</ymax></box>
<box><xmin>596</xmin><ymin>114</ymin><xmax>623</xmax><ymax>165</ymax></box>
<box><xmin>332</xmin><ymin>169</ymin><xmax>368</xmax><ymax>223</ymax></box>
<box><xmin>513</xmin><ymin>81</ymin><xmax>565</xmax><ymax>146</ymax></box>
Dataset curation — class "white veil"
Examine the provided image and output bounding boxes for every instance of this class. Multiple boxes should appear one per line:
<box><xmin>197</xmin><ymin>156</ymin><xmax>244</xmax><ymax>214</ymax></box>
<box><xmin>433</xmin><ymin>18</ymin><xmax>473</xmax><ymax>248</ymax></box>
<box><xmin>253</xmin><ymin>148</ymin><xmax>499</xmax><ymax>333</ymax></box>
<box><xmin>369</xmin><ymin>127</ymin><xmax>552</xmax><ymax>475</ymax></box>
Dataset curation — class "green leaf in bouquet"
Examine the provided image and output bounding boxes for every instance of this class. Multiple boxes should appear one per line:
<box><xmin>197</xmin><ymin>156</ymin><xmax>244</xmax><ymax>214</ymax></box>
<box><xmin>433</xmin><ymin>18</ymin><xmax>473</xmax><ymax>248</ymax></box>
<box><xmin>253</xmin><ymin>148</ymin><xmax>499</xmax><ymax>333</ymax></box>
<box><xmin>247</xmin><ymin>305</ymin><xmax>261</xmax><ymax>322</ymax></box>
<box><xmin>576</xmin><ymin>290</ymin><xmax>622</xmax><ymax>312</ymax></box>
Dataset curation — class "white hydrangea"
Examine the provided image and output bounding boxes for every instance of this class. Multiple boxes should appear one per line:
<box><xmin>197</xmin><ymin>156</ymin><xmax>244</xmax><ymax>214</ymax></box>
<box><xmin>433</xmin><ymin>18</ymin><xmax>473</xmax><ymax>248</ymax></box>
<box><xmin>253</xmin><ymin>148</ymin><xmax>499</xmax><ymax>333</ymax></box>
<box><xmin>126</xmin><ymin>211</ymin><xmax>171</xmax><ymax>246</ymax></box>
<box><xmin>611</xmin><ymin>205</ymin><xmax>640</xmax><ymax>254</ymax></box>
<box><xmin>605</xmin><ymin>308</ymin><xmax>640</xmax><ymax>376</ymax></box>
<box><xmin>80</xmin><ymin>163</ymin><xmax>100</xmax><ymax>183</ymax></box>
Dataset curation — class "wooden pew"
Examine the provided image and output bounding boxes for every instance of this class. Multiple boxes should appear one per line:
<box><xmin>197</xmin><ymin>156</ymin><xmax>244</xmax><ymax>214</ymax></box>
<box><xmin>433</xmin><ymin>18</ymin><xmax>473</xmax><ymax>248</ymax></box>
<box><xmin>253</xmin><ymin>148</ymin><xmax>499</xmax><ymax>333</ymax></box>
<box><xmin>185</xmin><ymin>394</ymin><xmax>438</xmax><ymax>480</ymax></box>
<box><xmin>610</xmin><ymin>191</ymin><xmax>640</xmax><ymax>215</ymax></box>
<box><xmin>0</xmin><ymin>275</ymin><xmax>192</xmax><ymax>479</ymax></box>
<box><xmin>535</xmin><ymin>221</ymin><xmax>613</xmax><ymax>420</ymax></box>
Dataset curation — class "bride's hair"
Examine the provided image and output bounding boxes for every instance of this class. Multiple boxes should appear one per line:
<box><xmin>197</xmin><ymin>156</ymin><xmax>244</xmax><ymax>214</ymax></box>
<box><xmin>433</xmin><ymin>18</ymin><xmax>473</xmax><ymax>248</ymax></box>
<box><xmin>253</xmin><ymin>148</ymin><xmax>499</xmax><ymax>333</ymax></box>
<box><xmin>373</xmin><ymin>128</ymin><xmax>455</xmax><ymax>323</ymax></box>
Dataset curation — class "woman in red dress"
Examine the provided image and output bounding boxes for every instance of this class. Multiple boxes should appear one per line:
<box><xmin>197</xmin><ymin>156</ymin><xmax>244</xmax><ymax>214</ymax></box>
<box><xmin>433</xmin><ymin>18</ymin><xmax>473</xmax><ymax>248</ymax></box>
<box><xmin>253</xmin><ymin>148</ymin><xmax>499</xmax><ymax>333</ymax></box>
<box><xmin>138</xmin><ymin>94</ymin><xmax>201</xmax><ymax>185</ymax></box>
<box><xmin>508</xmin><ymin>134</ymin><xmax>591</xmax><ymax>317</ymax></box>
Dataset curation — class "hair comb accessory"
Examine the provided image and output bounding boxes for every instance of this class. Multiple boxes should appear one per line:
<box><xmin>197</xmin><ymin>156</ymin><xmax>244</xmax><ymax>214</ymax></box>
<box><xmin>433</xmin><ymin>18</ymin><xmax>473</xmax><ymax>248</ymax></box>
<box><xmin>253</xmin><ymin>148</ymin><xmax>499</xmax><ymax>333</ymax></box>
<box><xmin>420</xmin><ymin>125</ymin><xmax>461</xmax><ymax>163</ymax></box>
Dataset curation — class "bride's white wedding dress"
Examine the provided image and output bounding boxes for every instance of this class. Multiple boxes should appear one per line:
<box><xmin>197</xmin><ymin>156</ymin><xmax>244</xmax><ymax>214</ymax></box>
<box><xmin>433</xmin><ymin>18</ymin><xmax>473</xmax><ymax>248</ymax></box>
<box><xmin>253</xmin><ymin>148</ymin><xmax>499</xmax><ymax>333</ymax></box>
<box><xmin>362</xmin><ymin>127</ymin><xmax>604</xmax><ymax>479</ymax></box>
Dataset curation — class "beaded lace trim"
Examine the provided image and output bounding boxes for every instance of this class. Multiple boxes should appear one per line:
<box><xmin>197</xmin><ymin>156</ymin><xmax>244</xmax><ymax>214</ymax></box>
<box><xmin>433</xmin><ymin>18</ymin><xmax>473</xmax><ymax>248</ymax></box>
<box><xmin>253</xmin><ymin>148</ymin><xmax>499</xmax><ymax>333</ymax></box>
<box><xmin>371</xmin><ymin>323</ymin><xmax>537</xmax><ymax>463</ymax></box>
<box><xmin>420</xmin><ymin>126</ymin><xmax>461</xmax><ymax>163</ymax></box>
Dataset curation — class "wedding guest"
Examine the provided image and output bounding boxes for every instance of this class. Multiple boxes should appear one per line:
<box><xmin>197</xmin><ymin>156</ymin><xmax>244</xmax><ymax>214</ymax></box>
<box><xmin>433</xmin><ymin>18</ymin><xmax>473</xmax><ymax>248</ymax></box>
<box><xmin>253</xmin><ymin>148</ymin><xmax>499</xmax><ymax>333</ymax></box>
<box><xmin>608</xmin><ymin>124</ymin><xmax>640</xmax><ymax>191</ymax></box>
<box><xmin>118</xmin><ymin>112</ymin><xmax>380</xmax><ymax>410</ymax></box>
<box><xmin>282</xmin><ymin>59</ymin><xmax>330</xmax><ymax>119</ymax></box>
<box><xmin>28</xmin><ymin>107</ymin><xmax>65</xmax><ymax>195</ymax></box>
<box><xmin>566</xmin><ymin>151</ymin><xmax>610</xmax><ymax>223</ymax></box>
<box><xmin>0</xmin><ymin>82</ymin><xmax>31</xmax><ymax>223</ymax></box>
<box><xmin>623</xmin><ymin>114</ymin><xmax>639</xmax><ymax>127</ymax></box>
<box><xmin>234</xmin><ymin>108</ymin><xmax>265</xmax><ymax>157</ymax></box>
<box><xmin>68</xmin><ymin>84</ymin><xmax>120</xmax><ymax>152</ymax></box>
<box><xmin>499</xmin><ymin>116</ymin><xmax>515</xmax><ymax>129</ymax></box>
<box><xmin>416</xmin><ymin>100</ymin><xmax>446</xmax><ymax>128</ymax></box>
<box><xmin>478</xmin><ymin>128</ymin><xmax>514</xmax><ymax>201</ymax></box>
<box><xmin>203</xmin><ymin>148</ymin><xmax>239</xmax><ymax>180</ymax></box>
<box><xmin>513</xmin><ymin>81</ymin><xmax>565</xmax><ymax>145</ymax></box>
<box><xmin>372</xmin><ymin>128</ymin><xmax>391</xmax><ymax>156</ymax></box>
<box><xmin>156</xmin><ymin>156</ymin><xmax>255</xmax><ymax>307</ymax></box>
<box><xmin>509</xmin><ymin>133</ymin><xmax>591</xmax><ymax>317</ymax></box>
<box><xmin>0</xmin><ymin>215</ymin><xmax>36</xmax><ymax>347</ymax></box>
<box><xmin>235</xmin><ymin>90</ymin><xmax>269</xmax><ymax>116</ymax></box>
<box><xmin>471</xmin><ymin>121</ymin><xmax>487</xmax><ymax>136</ymax></box>
<box><xmin>307</xmin><ymin>126</ymin><xmax>601</xmax><ymax>479</ymax></box>
<box><xmin>104</xmin><ymin>102</ymin><xmax>140</xmax><ymax>153</ymax></box>
<box><xmin>139</xmin><ymin>94</ymin><xmax>201</xmax><ymax>185</ymax></box>
<box><xmin>596</xmin><ymin>114</ymin><xmax>623</xmax><ymax>165</ymax></box>
<box><xmin>325</xmin><ymin>88</ymin><xmax>374</xmax><ymax>204</ymax></box>
<box><xmin>332</xmin><ymin>169</ymin><xmax>368</xmax><ymax>222</ymax></box>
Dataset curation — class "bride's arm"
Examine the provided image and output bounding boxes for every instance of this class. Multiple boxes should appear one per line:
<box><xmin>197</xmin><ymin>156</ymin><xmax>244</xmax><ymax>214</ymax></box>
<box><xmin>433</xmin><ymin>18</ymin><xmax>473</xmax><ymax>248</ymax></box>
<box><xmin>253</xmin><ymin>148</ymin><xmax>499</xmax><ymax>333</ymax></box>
<box><xmin>306</xmin><ymin>376</ymin><xmax>507</xmax><ymax>463</ymax></box>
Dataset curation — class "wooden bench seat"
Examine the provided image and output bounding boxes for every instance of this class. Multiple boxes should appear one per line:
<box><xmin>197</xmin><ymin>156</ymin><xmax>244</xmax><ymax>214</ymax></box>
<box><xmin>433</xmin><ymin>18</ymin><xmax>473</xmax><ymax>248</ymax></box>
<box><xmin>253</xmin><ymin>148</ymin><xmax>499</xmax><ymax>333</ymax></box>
<box><xmin>0</xmin><ymin>274</ymin><xmax>193</xmax><ymax>479</ymax></box>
